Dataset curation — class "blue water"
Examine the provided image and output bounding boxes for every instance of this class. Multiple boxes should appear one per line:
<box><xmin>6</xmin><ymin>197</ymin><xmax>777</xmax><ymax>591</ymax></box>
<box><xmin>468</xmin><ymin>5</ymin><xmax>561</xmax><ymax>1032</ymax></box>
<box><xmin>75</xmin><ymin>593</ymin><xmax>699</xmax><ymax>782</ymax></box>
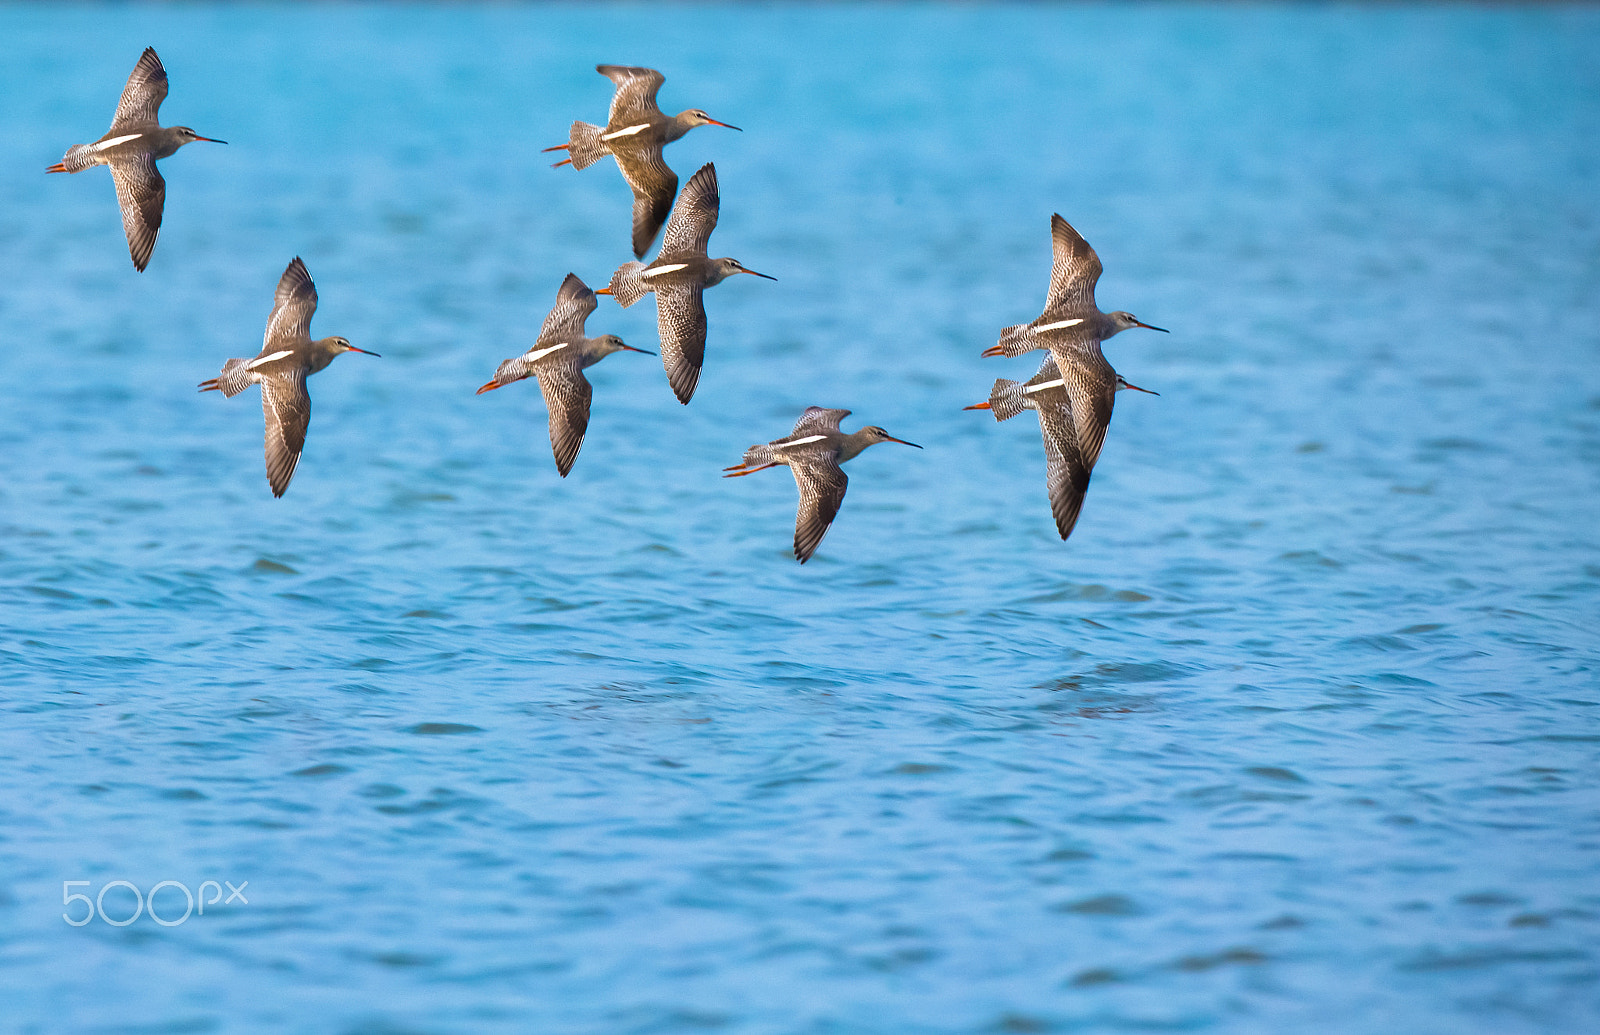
<box><xmin>3</xmin><ymin>3</ymin><xmax>1599</xmax><ymax>1032</ymax></box>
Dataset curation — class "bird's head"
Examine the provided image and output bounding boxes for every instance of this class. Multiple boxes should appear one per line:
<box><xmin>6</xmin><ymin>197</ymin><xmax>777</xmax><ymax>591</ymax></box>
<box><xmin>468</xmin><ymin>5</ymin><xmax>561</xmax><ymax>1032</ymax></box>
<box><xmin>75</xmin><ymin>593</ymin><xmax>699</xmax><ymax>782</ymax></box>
<box><xmin>592</xmin><ymin>334</ymin><xmax>654</xmax><ymax>359</ymax></box>
<box><xmin>707</xmin><ymin>258</ymin><xmax>775</xmax><ymax>287</ymax></box>
<box><xmin>173</xmin><ymin>127</ymin><xmax>227</xmax><ymax>146</ymax></box>
<box><xmin>330</xmin><ymin>337</ymin><xmax>380</xmax><ymax>357</ymax></box>
<box><xmin>1106</xmin><ymin>311</ymin><xmax>1167</xmax><ymax>336</ymax></box>
<box><xmin>861</xmin><ymin>426</ymin><xmax>922</xmax><ymax>450</ymax></box>
<box><xmin>678</xmin><ymin>109</ymin><xmax>741</xmax><ymax>132</ymax></box>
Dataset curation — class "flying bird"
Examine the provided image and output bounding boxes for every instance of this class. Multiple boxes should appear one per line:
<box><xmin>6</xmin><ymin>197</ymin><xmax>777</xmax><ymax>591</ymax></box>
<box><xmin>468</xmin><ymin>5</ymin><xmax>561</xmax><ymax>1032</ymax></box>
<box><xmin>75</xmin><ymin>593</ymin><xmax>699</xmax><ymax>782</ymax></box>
<box><xmin>200</xmin><ymin>258</ymin><xmax>378</xmax><ymax>498</ymax></box>
<box><xmin>724</xmin><ymin>407</ymin><xmax>921</xmax><ymax>564</ymax></box>
<box><xmin>545</xmin><ymin>65</ymin><xmax>740</xmax><ymax>259</ymax></box>
<box><xmin>47</xmin><ymin>47</ymin><xmax>225</xmax><ymax>271</ymax></box>
<box><xmin>598</xmin><ymin>163</ymin><xmax>772</xmax><ymax>404</ymax></box>
<box><xmin>476</xmin><ymin>273</ymin><xmax>653</xmax><ymax>477</ymax></box>
<box><xmin>984</xmin><ymin>214</ymin><xmax>1165</xmax><ymax>361</ymax></box>
<box><xmin>966</xmin><ymin>354</ymin><xmax>1156</xmax><ymax>540</ymax></box>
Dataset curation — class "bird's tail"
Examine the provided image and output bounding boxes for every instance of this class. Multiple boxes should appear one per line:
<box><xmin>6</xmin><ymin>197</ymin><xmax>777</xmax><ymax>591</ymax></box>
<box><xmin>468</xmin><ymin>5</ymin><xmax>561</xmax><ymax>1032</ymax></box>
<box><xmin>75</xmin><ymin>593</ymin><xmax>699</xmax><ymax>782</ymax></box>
<box><xmin>558</xmin><ymin>121</ymin><xmax>608</xmax><ymax>170</ymax></box>
<box><xmin>723</xmin><ymin>443</ymin><xmax>778</xmax><ymax>475</ymax></box>
<box><xmin>987</xmin><ymin>378</ymin><xmax>1028</xmax><ymax>422</ymax></box>
<box><xmin>992</xmin><ymin>323</ymin><xmax>1037</xmax><ymax>357</ymax></box>
<box><xmin>47</xmin><ymin>144</ymin><xmax>100</xmax><ymax>175</ymax></box>
<box><xmin>607</xmin><ymin>262</ymin><xmax>649</xmax><ymax>308</ymax></box>
<box><xmin>198</xmin><ymin>358</ymin><xmax>254</xmax><ymax>398</ymax></box>
<box><xmin>477</xmin><ymin>355</ymin><xmax>529</xmax><ymax>394</ymax></box>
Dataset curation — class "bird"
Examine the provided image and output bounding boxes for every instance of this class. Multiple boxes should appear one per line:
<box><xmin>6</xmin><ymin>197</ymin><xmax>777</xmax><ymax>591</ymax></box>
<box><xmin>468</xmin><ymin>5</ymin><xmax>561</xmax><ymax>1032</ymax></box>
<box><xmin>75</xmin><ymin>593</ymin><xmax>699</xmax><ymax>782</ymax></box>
<box><xmin>966</xmin><ymin>354</ymin><xmax>1156</xmax><ymax>540</ymax></box>
<box><xmin>596</xmin><ymin>163</ymin><xmax>772</xmax><ymax>404</ymax></box>
<box><xmin>724</xmin><ymin>407</ymin><xmax>921</xmax><ymax>564</ymax></box>
<box><xmin>199</xmin><ymin>258</ymin><xmax>378</xmax><ymax>498</ymax></box>
<box><xmin>982</xmin><ymin>214</ymin><xmax>1165</xmax><ymax>361</ymax></box>
<box><xmin>46</xmin><ymin>47</ymin><xmax>225</xmax><ymax>272</ymax></box>
<box><xmin>545</xmin><ymin>65</ymin><xmax>741</xmax><ymax>259</ymax></box>
<box><xmin>475</xmin><ymin>273</ymin><xmax>653</xmax><ymax>477</ymax></box>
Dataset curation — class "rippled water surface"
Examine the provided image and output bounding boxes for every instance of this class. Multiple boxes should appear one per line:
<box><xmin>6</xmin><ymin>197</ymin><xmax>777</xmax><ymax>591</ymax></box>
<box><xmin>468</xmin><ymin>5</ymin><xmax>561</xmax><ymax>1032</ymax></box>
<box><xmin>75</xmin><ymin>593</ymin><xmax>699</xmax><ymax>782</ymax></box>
<box><xmin>3</xmin><ymin>4</ymin><xmax>1599</xmax><ymax>1033</ymax></box>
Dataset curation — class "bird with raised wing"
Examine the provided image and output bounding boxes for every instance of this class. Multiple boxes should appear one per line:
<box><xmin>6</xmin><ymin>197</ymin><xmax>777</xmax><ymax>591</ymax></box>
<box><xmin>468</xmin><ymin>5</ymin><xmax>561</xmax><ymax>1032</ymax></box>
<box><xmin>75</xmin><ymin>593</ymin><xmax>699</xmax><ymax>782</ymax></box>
<box><xmin>47</xmin><ymin>47</ymin><xmax>225</xmax><ymax>271</ymax></box>
<box><xmin>966</xmin><ymin>354</ymin><xmax>1157</xmax><ymax>540</ymax></box>
<box><xmin>200</xmin><ymin>258</ymin><xmax>378</xmax><ymax>498</ymax></box>
<box><xmin>476</xmin><ymin>273</ymin><xmax>653</xmax><ymax>477</ymax></box>
<box><xmin>724</xmin><ymin>407</ymin><xmax>921</xmax><ymax>564</ymax></box>
<box><xmin>545</xmin><ymin>65</ymin><xmax>740</xmax><ymax>259</ymax></box>
<box><xmin>597</xmin><ymin>163</ymin><xmax>772</xmax><ymax>404</ymax></box>
<box><xmin>983</xmin><ymin>214</ymin><xmax>1165</xmax><ymax>361</ymax></box>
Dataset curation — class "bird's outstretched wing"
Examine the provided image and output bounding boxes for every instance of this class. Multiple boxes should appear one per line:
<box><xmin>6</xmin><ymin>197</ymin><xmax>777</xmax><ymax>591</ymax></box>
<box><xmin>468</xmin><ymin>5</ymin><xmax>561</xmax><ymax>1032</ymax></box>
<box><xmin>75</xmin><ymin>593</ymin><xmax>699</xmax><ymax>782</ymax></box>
<box><xmin>265</xmin><ymin>258</ymin><xmax>318</xmax><ymax>349</ymax></box>
<box><xmin>1052</xmin><ymin>346</ymin><xmax>1118</xmax><ymax>471</ymax></box>
<box><xmin>599</xmin><ymin>65</ymin><xmax>666</xmax><ymax>126</ymax></box>
<box><xmin>791</xmin><ymin>407</ymin><xmax>850</xmax><ymax>436</ymax></box>
<box><xmin>790</xmin><ymin>458</ymin><xmax>849</xmax><ymax>564</ymax></box>
<box><xmin>111</xmin><ymin>47</ymin><xmax>168</xmax><ymax>130</ymax></box>
<box><xmin>658</xmin><ymin>163</ymin><xmax>718</xmax><ymax>258</ymax></box>
<box><xmin>654</xmin><ymin>283</ymin><xmax>707</xmax><ymax>404</ymax></box>
<box><xmin>613</xmin><ymin>147</ymin><xmax>678</xmax><ymax>259</ymax></box>
<box><xmin>108</xmin><ymin>154</ymin><xmax>165</xmax><ymax>272</ymax></box>
<box><xmin>536</xmin><ymin>362</ymin><xmax>594</xmax><ymax>478</ymax></box>
<box><xmin>1036</xmin><ymin>404</ymin><xmax>1092</xmax><ymax>540</ymax></box>
<box><xmin>260</xmin><ymin>369</ymin><xmax>311</xmax><ymax>498</ymax></box>
<box><xmin>537</xmin><ymin>273</ymin><xmax>598</xmax><ymax>344</ymax></box>
<box><xmin>1043</xmin><ymin>214</ymin><xmax>1104</xmax><ymax>317</ymax></box>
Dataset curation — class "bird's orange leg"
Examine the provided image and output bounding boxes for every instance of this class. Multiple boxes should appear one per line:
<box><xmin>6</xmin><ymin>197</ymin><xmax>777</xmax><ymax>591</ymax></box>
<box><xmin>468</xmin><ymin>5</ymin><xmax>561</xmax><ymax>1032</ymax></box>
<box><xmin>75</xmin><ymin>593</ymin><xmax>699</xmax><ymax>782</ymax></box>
<box><xmin>722</xmin><ymin>463</ymin><xmax>778</xmax><ymax>478</ymax></box>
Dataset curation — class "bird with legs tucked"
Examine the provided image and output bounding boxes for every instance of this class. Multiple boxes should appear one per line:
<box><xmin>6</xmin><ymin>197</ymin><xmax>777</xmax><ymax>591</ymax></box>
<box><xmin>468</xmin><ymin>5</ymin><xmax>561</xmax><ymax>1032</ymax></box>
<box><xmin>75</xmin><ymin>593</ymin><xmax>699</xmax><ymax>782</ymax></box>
<box><xmin>966</xmin><ymin>353</ymin><xmax>1157</xmax><ymax>540</ymax></box>
<box><xmin>475</xmin><ymin>273</ymin><xmax>653</xmax><ymax>477</ymax></box>
<box><xmin>546</xmin><ymin>65</ymin><xmax>740</xmax><ymax>259</ymax></box>
<box><xmin>47</xmin><ymin>47</ymin><xmax>225</xmax><ymax>272</ymax></box>
<box><xmin>200</xmin><ymin>258</ymin><xmax>378</xmax><ymax>498</ymax></box>
<box><xmin>983</xmin><ymin>214</ymin><xmax>1166</xmax><ymax>363</ymax></box>
<box><xmin>598</xmin><ymin>163</ymin><xmax>772</xmax><ymax>404</ymax></box>
<box><xmin>724</xmin><ymin>407</ymin><xmax>921</xmax><ymax>564</ymax></box>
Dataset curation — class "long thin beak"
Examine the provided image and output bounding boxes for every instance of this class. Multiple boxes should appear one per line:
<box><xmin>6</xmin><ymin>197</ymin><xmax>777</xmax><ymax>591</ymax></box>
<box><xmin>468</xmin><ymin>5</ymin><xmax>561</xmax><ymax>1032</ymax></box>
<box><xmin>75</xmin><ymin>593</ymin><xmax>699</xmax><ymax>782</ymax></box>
<box><xmin>475</xmin><ymin>380</ymin><xmax>502</xmax><ymax>395</ymax></box>
<box><xmin>1121</xmin><ymin>381</ymin><xmax>1160</xmax><ymax>396</ymax></box>
<box><xmin>1133</xmin><ymin>319</ymin><xmax>1168</xmax><ymax>333</ymax></box>
<box><xmin>619</xmin><ymin>344</ymin><xmax>656</xmax><ymax>356</ymax></box>
<box><xmin>196</xmin><ymin>136</ymin><xmax>227</xmax><ymax>144</ymax></box>
<box><xmin>964</xmin><ymin>402</ymin><xmax>992</xmax><ymax>410</ymax></box>
<box><xmin>347</xmin><ymin>346</ymin><xmax>381</xmax><ymax>357</ymax></box>
<box><xmin>594</xmin><ymin>286</ymin><xmax>613</xmax><ymax>295</ymax></box>
<box><xmin>742</xmin><ymin>269</ymin><xmax>776</xmax><ymax>281</ymax></box>
<box><xmin>707</xmin><ymin>119</ymin><xmax>742</xmax><ymax>131</ymax></box>
<box><xmin>886</xmin><ymin>436</ymin><xmax>923</xmax><ymax>449</ymax></box>
<box><xmin>981</xmin><ymin>345</ymin><xmax>1007</xmax><ymax>358</ymax></box>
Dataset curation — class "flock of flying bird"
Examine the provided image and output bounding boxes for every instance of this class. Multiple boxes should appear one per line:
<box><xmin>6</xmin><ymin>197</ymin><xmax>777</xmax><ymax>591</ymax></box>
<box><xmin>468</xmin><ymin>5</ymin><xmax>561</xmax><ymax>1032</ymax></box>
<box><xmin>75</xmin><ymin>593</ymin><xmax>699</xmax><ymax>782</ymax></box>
<box><xmin>47</xmin><ymin>50</ymin><xmax>1167</xmax><ymax>563</ymax></box>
